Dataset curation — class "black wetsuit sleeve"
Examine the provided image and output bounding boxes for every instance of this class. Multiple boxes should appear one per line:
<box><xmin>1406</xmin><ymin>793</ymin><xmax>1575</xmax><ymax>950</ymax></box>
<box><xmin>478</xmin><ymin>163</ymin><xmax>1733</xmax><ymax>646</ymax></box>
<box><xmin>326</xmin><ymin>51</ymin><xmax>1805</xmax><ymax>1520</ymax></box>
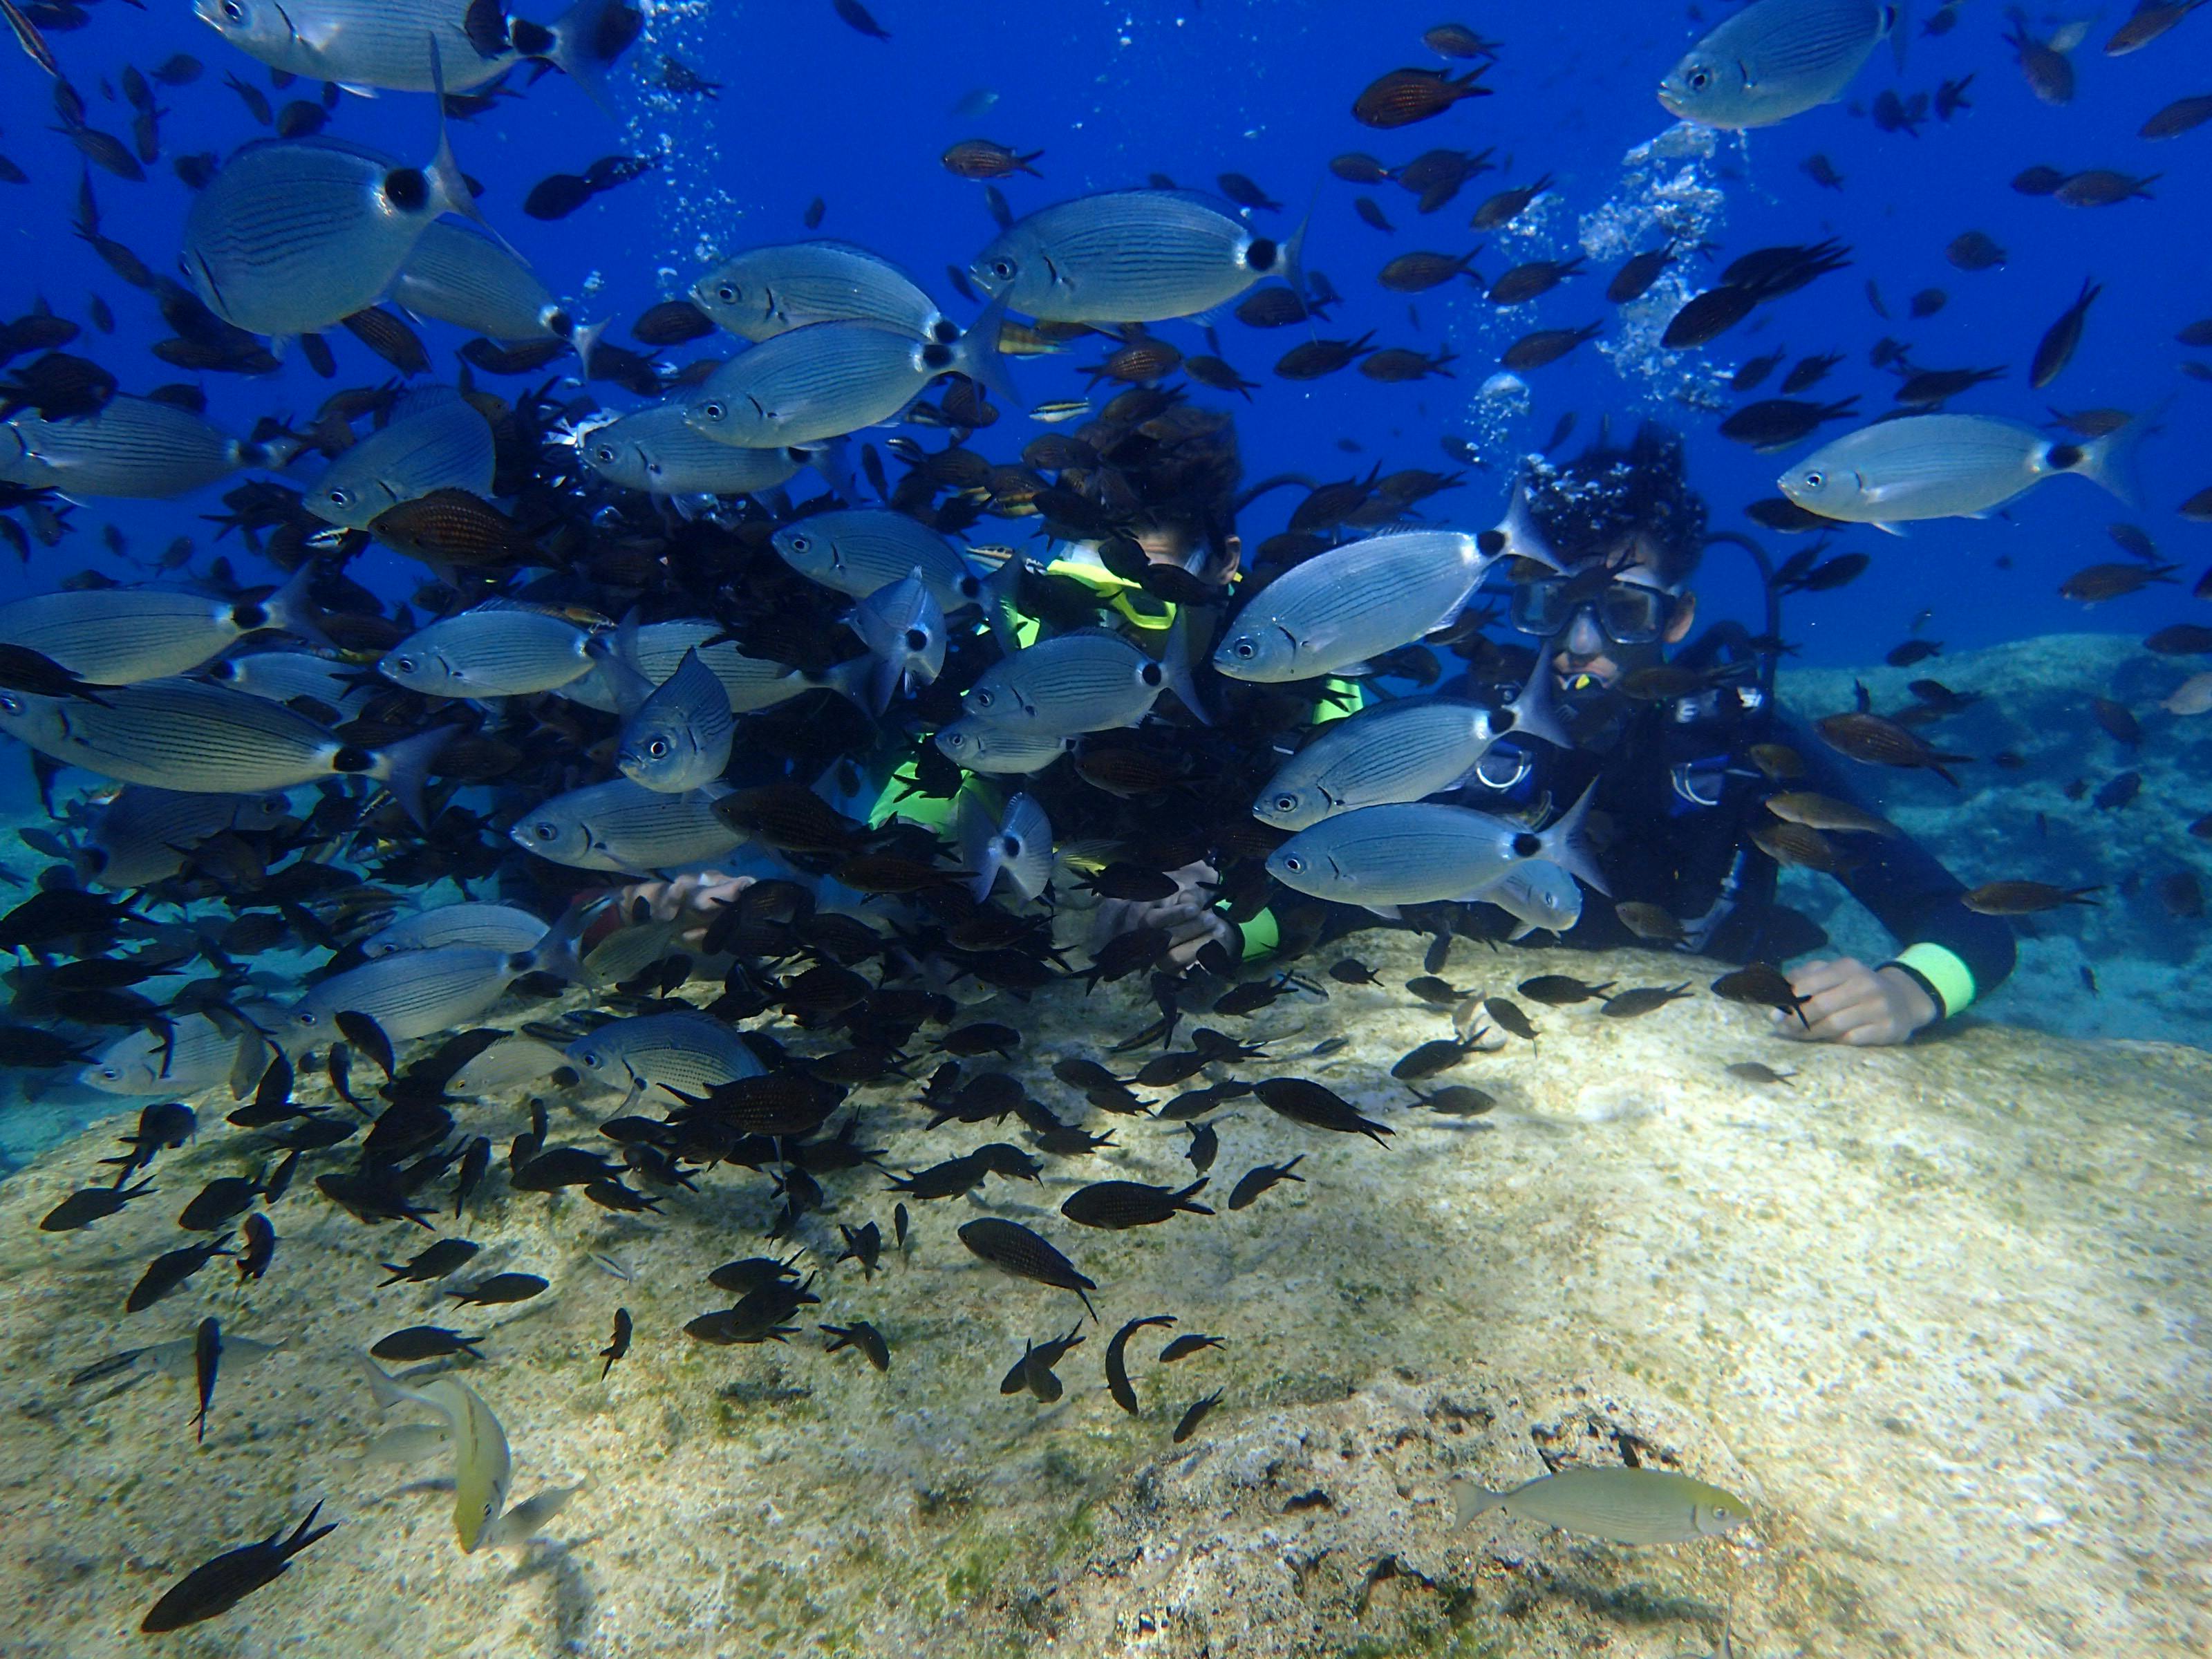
<box><xmin>1778</xmin><ymin>715</ymin><xmax>2016</xmax><ymax>1006</ymax></box>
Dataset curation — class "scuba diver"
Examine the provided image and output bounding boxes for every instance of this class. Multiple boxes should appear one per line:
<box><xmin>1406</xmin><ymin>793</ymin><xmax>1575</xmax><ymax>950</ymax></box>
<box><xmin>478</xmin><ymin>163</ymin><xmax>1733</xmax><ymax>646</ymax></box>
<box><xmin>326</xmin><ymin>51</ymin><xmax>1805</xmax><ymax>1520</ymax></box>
<box><xmin>1453</xmin><ymin>422</ymin><xmax>2014</xmax><ymax>1045</ymax></box>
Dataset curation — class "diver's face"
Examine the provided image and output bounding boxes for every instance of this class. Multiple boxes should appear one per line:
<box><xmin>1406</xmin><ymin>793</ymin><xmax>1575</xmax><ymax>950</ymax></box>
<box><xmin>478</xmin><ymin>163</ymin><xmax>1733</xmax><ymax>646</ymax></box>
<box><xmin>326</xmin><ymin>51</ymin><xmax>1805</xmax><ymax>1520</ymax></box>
<box><xmin>1544</xmin><ymin>534</ymin><xmax>1695</xmax><ymax>694</ymax></box>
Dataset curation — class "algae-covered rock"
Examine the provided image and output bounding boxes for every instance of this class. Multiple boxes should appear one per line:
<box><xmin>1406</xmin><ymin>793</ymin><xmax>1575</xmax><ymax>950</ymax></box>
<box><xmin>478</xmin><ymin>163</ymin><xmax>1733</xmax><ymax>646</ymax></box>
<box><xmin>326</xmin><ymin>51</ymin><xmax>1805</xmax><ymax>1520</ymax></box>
<box><xmin>0</xmin><ymin>935</ymin><xmax>2206</xmax><ymax>1658</ymax></box>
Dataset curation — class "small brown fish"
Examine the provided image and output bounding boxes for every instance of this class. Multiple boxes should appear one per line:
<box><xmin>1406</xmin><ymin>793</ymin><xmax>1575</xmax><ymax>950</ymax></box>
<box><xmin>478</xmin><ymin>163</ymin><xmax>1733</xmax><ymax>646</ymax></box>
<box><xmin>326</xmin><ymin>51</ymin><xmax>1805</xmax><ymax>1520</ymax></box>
<box><xmin>1600</xmin><ymin>984</ymin><xmax>1691</xmax><ymax>1018</ymax></box>
<box><xmin>1815</xmin><ymin>712</ymin><xmax>1971</xmax><ymax>785</ymax></box>
<box><xmin>1960</xmin><ymin>881</ymin><xmax>2105</xmax><ymax>915</ymax></box>
<box><xmin>1501</xmin><ymin>323</ymin><xmax>1602</xmax><ymax>370</ymax></box>
<box><xmin>941</xmin><ymin>139</ymin><xmax>1043</xmax><ymax>180</ymax></box>
<box><xmin>1352</xmin><ymin>66</ymin><xmax>1491</xmax><ymax>129</ymax></box>
<box><xmin>1763</xmin><ymin>791</ymin><xmax>1897</xmax><ymax>837</ymax></box>
<box><xmin>1517</xmin><ymin>974</ymin><xmax>1614</xmax><ymax>1005</ymax></box>
<box><xmin>2030</xmin><ymin>276</ymin><xmax>2101</xmax><ymax>391</ymax></box>
<box><xmin>1172</xmin><ymin>1388</ymin><xmax>1225</xmax><ymax>1443</ymax></box>
<box><xmin>1725</xmin><ymin>1062</ymin><xmax>1795</xmax><ymax>1085</ymax></box>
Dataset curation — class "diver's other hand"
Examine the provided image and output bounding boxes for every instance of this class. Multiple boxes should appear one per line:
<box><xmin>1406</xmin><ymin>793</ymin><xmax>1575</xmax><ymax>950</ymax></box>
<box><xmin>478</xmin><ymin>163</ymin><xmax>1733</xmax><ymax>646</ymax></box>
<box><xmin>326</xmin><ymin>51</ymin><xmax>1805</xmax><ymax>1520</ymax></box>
<box><xmin>611</xmin><ymin>871</ymin><xmax>755</xmax><ymax>944</ymax></box>
<box><xmin>1773</xmin><ymin>956</ymin><xmax>1937</xmax><ymax>1047</ymax></box>
<box><xmin>1089</xmin><ymin>859</ymin><xmax>1233</xmax><ymax>970</ymax></box>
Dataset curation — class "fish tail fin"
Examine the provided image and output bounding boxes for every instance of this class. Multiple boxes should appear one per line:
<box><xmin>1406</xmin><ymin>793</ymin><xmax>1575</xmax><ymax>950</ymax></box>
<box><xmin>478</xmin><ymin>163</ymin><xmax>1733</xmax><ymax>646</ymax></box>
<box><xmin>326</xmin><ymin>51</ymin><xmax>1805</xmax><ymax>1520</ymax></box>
<box><xmin>2068</xmin><ymin>400</ymin><xmax>2163</xmax><ymax>508</ymax></box>
<box><xmin>1000</xmin><ymin>791</ymin><xmax>1054</xmax><ymax>900</ymax></box>
<box><xmin>1539</xmin><ymin>780</ymin><xmax>1611</xmax><ymax>897</ymax></box>
<box><xmin>358</xmin><ymin>1351</ymin><xmax>417</xmax><ymax>1411</ymax></box>
<box><xmin>816</xmin><ymin>654</ymin><xmax>879</xmax><ymax>712</ymax></box>
<box><xmin>524</xmin><ymin>893</ymin><xmax>591</xmax><ymax>981</ymax></box>
<box><xmin>536</xmin><ymin>0</ymin><xmax>640</xmax><ymax>118</ymax></box>
<box><xmin>1162</xmin><ymin>603</ymin><xmax>1213</xmax><ymax>727</ymax></box>
<box><xmin>980</xmin><ymin>554</ymin><xmax>1024</xmax><ymax>659</ymax></box>
<box><xmin>1889</xmin><ymin>1</ymin><xmax>1910</xmax><ymax>70</ymax></box>
<box><xmin>799</xmin><ymin>434</ymin><xmax>854</xmax><ymax>500</ymax></box>
<box><xmin>370</xmin><ymin>725</ymin><xmax>452</xmax><ymax>829</ymax></box>
<box><xmin>263</xmin><ymin>561</ymin><xmax>332</xmax><ymax>651</ymax></box>
<box><xmin>420</xmin><ymin>38</ymin><xmax>480</xmax><ymax>227</ymax></box>
<box><xmin>1277</xmin><ymin>196</ymin><xmax>1312</xmax><ymax>304</ymax></box>
<box><xmin>570</xmin><ymin>316</ymin><xmax>607</xmax><ymax>377</ymax></box>
<box><xmin>952</xmin><ymin>290</ymin><xmax>1020</xmax><ymax>412</ymax></box>
<box><xmin>1507</xmin><ymin>649</ymin><xmax>1568</xmax><ymax>748</ymax></box>
<box><xmin>1177</xmin><ymin>1178</ymin><xmax>1213</xmax><ymax>1215</ymax></box>
<box><xmin>282</xmin><ymin>1501</ymin><xmax>339</xmax><ymax>1557</ymax></box>
<box><xmin>955</xmin><ymin>787</ymin><xmax>1004</xmax><ymax>902</ymax></box>
<box><xmin>1450</xmin><ymin>1478</ymin><xmax>1507</xmax><ymax>1526</ymax></box>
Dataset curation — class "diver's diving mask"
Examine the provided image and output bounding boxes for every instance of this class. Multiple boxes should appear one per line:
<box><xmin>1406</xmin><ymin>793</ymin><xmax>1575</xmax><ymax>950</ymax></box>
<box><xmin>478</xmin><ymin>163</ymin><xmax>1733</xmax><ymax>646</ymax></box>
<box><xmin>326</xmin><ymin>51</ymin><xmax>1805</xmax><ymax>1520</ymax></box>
<box><xmin>1508</xmin><ymin>572</ymin><xmax>1673</xmax><ymax>646</ymax></box>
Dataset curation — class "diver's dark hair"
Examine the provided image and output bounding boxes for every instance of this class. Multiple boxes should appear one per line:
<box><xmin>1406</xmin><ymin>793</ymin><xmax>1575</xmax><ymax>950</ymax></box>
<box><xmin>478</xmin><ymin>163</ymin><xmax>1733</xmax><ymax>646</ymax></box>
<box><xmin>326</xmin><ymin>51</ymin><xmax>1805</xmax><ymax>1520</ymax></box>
<box><xmin>1520</xmin><ymin>422</ymin><xmax>1708</xmax><ymax>585</ymax></box>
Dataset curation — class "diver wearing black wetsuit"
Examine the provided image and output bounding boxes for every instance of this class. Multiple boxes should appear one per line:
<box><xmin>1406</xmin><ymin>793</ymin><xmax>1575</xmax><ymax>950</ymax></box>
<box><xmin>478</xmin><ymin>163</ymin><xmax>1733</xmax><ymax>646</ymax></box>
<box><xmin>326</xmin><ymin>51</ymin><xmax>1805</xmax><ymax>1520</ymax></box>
<box><xmin>1456</xmin><ymin>424</ymin><xmax>2013</xmax><ymax>1044</ymax></box>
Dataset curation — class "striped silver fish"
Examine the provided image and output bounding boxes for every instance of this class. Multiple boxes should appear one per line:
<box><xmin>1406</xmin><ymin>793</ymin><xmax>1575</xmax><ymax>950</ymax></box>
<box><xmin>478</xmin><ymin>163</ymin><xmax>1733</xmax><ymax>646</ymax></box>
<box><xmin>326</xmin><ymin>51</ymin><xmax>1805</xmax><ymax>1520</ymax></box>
<box><xmin>1453</xmin><ymin>1467</ymin><xmax>1752</xmax><ymax>1545</ymax></box>
<box><xmin>1779</xmin><ymin>411</ymin><xmax>2141</xmax><ymax>525</ymax></box>
<box><xmin>508</xmin><ymin>778</ymin><xmax>743</xmax><ymax>874</ymax></box>
<box><xmin>201</xmin><ymin>650</ymin><xmax>372</xmax><ymax>716</ymax></box>
<box><xmin>573</xmin><ymin>404</ymin><xmax>815</xmax><ymax>499</ymax></box>
<box><xmin>393</xmin><ymin>221</ymin><xmax>572</xmax><ymax>342</ymax></box>
<box><xmin>1254</xmin><ymin>659</ymin><xmax>1565</xmax><ymax>831</ymax></box>
<box><xmin>80</xmin><ymin>1007</ymin><xmax>277</xmax><ymax>1096</ymax></box>
<box><xmin>443</xmin><ymin>1033</ymin><xmax>579</xmax><ymax>1097</ymax></box>
<box><xmin>78</xmin><ymin>786</ymin><xmax>292</xmax><ymax>890</ymax></box>
<box><xmin>615</xmin><ymin>647</ymin><xmax>734</xmax><ymax>794</ymax></box>
<box><xmin>0</xmin><ymin>679</ymin><xmax>449</xmax><ymax>824</ymax></box>
<box><xmin>1265</xmin><ymin>787</ymin><xmax>1606</xmax><ymax>917</ymax></box>
<box><xmin>194</xmin><ymin>0</ymin><xmax>637</xmax><ymax>104</ymax></box>
<box><xmin>556</xmin><ymin>619</ymin><xmax>866</xmax><ymax>715</ymax></box>
<box><xmin>0</xmin><ymin>564</ymin><xmax>324</xmax><ymax>684</ymax></box>
<box><xmin>931</xmin><ymin>718</ymin><xmax>1075</xmax><ymax>776</ymax></box>
<box><xmin>377</xmin><ymin>603</ymin><xmax>595</xmax><ymax>698</ymax></box>
<box><xmin>970</xmin><ymin>189</ymin><xmax>1304</xmax><ymax>324</ymax></box>
<box><xmin>962</xmin><ymin>622</ymin><xmax>1203</xmax><ymax>736</ymax></box>
<box><xmin>1212</xmin><ymin>520</ymin><xmax>1541</xmax><ymax>684</ymax></box>
<box><xmin>279</xmin><ymin>920</ymin><xmax>578</xmax><ymax>1051</ymax></box>
<box><xmin>679</xmin><ymin>310</ymin><xmax>1015</xmax><ymax>449</ymax></box>
<box><xmin>180</xmin><ymin>99</ymin><xmax>479</xmax><ymax>339</ymax></box>
<box><xmin>564</xmin><ymin>1009</ymin><xmax>762</xmax><ymax>1107</ymax></box>
<box><xmin>1660</xmin><ymin>0</ymin><xmax>1896</xmax><ymax>129</ymax></box>
<box><xmin>689</xmin><ymin>240</ymin><xmax>946</xmax><ymax>342</ymax></box>
<box><xmin>309</xmin><ymin>388</ymin><xmax>496</xmax><ymax>530</ymax></box>
<box><xmin>362</xmin><ymin>901</ymin><xmax>550</xmax><ymax>957</ymax></box>
<box><xmin>771</xmin><ymin>508</ymin><xmax>984</xmax><ymax>612</ymax></box>
<box><xmin>0</xmin><ymin>396</ymin><xmax>275</xmax><ymax>500</ymax></box>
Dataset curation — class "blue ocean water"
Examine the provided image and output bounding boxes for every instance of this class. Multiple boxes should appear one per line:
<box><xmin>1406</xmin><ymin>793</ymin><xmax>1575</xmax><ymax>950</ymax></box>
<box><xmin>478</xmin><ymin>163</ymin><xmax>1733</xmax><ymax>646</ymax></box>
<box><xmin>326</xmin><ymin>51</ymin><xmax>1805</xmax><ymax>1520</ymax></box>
<box><xmin>0</xmin><ymin>0</ymin><xmax>2205</xmax><ymax>1071</ymax></box>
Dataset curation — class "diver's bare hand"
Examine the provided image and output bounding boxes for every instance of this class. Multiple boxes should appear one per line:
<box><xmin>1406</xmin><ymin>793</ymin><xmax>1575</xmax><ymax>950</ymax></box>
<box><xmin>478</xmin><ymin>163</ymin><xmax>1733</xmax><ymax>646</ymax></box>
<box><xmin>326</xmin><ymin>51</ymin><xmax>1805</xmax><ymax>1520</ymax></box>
<box><xmin>1772</xmin><ymin>956</ymin><xmax>1937</xmax><ymax>1047</ymax></box>
<box><xmin>611</xmin><ymin>871</ymin><xmax>755</xmax><ymax>945</ymax></box>
<box><xmin>1089</xmin><ymin>860</ymin><xmax>1234</xmax><ymax>970</ymax></box>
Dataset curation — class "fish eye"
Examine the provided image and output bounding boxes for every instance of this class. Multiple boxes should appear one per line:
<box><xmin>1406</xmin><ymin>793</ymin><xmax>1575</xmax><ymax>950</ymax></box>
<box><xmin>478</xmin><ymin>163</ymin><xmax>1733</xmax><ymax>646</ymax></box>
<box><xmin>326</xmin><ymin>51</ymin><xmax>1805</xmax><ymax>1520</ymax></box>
<box><xmin>0</xmin><ymin>693</ymin><xmax>19</xmax><ymax>714</ymax></box>
<box><xmin>786</xmin><ymin>533</ymin><xmax>810</xmax><ymax>553</ymax></box>
<box><xmin>392</xmin><ymin>655</ymin><xmax>417</xmax><ymax>675</ymax></box>
<box><xmin>297</xmin><ymin>1011</ymin><xmax>317</xmax><ymax>1026</ymax></box>
<box><xmin>973</xmin><ymin>689</ymin><xmax>993</xmax><ymax>708</ymax></box>
<box><xmin>223</xmin><ymin>0</ymin><xmax>243</xmax><ymax>17</ymax></box>
<box><xmin>715</xmin><ymin>284</ymin><xmax>738</xmax><ymax>303</ymax></box>
<box><xmin>533</xmin><ymin>823</ymin><xmax>557</xmax><ymax>841</ymax></box>
<box><xmin>328</xmin><ymin>487</ymin><xmax>350</xmax><ymax>507</ymax></box>
<box><xmin>1688</xmin><ymin>68</ymin><xmax>1709</xmax><ymax>90</ymax></box>
<box><xmin>1282</xmin><ymin>855</ymin><xmax>1304</xmax><ymax>873</ymax></box>
<box><xmin>990</xmin><ymin>259</ymin><xmax>1016</xmax><ymax>280</ymax></box>
<box><xmin>647</xmin><ymin>738</ymin><xmax>669</xmax><ymax>758</ymax></box>
<box><xmin>903</xmin><ymin>627</ymin><xmax>930</xmax><ymax>652</ymax></box>
<box><xmin>1232</xmin><ymin>640</ymin><xmax>1257</xmax><ymax>659</ymax></box>
<box><xmin>1802</xmin><ymin>470</ymin><xmax>1824</xmax><ymax>489</ymax></box>
<box><xmin>701</xmin><ymin>400</ymin><xmax>726</xmax><ymax>420</ymax></box>
<box><xmin>1273</xmin><ymin>794</ymin><xmax>1297</xmax><ymax>813</ymax></box>
<box><xmin>592</xmin><ymin>444</ymin><xmax>615</xmax><ymax>464</ymax></box>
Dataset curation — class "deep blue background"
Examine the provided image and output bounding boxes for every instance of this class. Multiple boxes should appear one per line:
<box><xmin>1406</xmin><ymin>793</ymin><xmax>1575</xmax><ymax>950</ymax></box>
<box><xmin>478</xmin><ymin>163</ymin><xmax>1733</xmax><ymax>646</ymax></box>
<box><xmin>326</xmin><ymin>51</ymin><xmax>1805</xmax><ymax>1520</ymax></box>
<box><xmin>0</xmin><ymin>0</ymin><xmax>2204</xmax><ymax>666</ymax></box>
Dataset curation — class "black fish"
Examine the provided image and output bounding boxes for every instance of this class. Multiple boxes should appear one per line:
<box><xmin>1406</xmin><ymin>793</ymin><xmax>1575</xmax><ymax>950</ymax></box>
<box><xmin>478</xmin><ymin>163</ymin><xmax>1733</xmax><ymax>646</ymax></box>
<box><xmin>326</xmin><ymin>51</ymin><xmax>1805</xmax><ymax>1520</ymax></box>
<box><xmin>377</xmin><ymin>1238</ymin><xmax>480</xmax><ymax>1286</ymax></box>
<box><xmin>1390</xmin><ymin>1038</ymin><xmax>1475</xmax><ymax>1080</ymax></box>
<box><xmin>1159</xmin><ymin>1333</ymin><xmax>1226</xmax><ymax>1362</ymax></box>
<box><xmin>191</xmin><ymin>1316</ymin><xmax>221</xmax><ymax>1445</ymax></box>
<box><xmin>821</xmin><ymin>1319</ymin><xmax>889</xmax><ymax>1371</ymax></box>
<box><xmin>336</xmin><ymin>1009</ymin><xmax>394</xmax><ymax>1080</ymax></box>
<box><xmin>446</xmin><ymin>1271</ymin><xmax>548</xmax><ymax>1306</ymax></box>
<box><xmin>1251</xmin><ymin>1078</ymin><xmax>1393</xmax><ymax>1146</ymax></box>
<box><xmin>178</xmin><ymin>1174</ymin><xmax>261</xmax><ymax>1232</ymax></box>
<box><xmin>600</xmin><ymin>1308</ymin><xmax>632</xmax><ymax>1379</ymax></box>
<box><xmin>834</xmin><ymin>0</ymin><xmax>892</xmax><ymax>39</ymax></box>
<box><xmin>837</xmin><ymin>1220</ymin><xmax>882</xmax><ymax>1277</ymax></box>
<box><xmin>127</xmin><ymin>1235</ymin><xmax>231</xmax><ymax>1313</ymax></box>
<box><xmin>1327</xmin><ymin>957</ymin><xmax>1382</xmax><ymax>986</ymax></box>
<box><xmin>708</xmin><ymin>1254</ymin><xmax>805</xmax><ymax>1295</ymax></box>
<box><xmin>957</xmin><ymin>1218</ymin><xmax>1098</xmax><ymax>1321</ymax></box>
<box><xmin>370</xmin><ymin>1325</ymin><xmax>484</xmax><ymax>1362</ymax></box>
<box><xmin>453</xmin><ymin>1135</ymin><xmax>491</xmax><ymax>1218</ymax></box>
<box><xmin>0</xmin><ymin>641</ymin><xmax>111</xmax><ymax>703</ymax></box>
<box><xmin>1185</xmin><ymin>1121</ymin><xmax>1218</xmax><ymax>1173</ymax></box>
<box><xmin>1172</xmin><ymin>1389</ymin><xmax>1224</xmax><ymax>1443</ymax></box>
<box><xmin>1060</xmin><ymin>1179</ymin><xmax>1212</xmax><ymax>1230</ymax></box>
<box><xmin>1105</xmin><ymin>1313</ymin><xmax>1175</xmax><ymax>1414</ymax></box>
<box><xmin>523</xmin><ymin>171</ymin><xmax>597</xmax><ymax>221</ymax></box>
<box><xmin>1516</xmin><ymin>974</ymin><xmax>1615</xmax><ymax>1005</ymax></box>
<box><xmin>39</xmin><ymin>1177</ymin><xmax>153</xmax><ymax>1232</ymax></box>
<box><xmin>140</xmin><ymin>1503</ymin><xmax>337</xmax><ymax>1633</ymax></box>
<box><xmin>1227</xmin><ymin>1156</ymin><xmax>1305</xmax><ymax>1210</ymax></box>
<box><xmin>236</xmin><ymin>1212</ymin><xmax>276</xmax><ymax>1282</ymax></box>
